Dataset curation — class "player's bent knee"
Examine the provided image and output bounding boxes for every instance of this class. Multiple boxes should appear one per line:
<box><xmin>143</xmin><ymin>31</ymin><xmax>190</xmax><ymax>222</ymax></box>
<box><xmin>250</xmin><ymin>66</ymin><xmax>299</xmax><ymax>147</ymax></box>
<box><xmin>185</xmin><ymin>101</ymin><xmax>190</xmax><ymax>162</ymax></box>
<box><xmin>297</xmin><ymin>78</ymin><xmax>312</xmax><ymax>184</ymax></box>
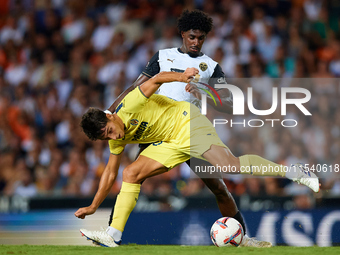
<box><xmin>122</xmin><ymin>166</ymin><xmax>143</xmax><ymax>184</ymax></box>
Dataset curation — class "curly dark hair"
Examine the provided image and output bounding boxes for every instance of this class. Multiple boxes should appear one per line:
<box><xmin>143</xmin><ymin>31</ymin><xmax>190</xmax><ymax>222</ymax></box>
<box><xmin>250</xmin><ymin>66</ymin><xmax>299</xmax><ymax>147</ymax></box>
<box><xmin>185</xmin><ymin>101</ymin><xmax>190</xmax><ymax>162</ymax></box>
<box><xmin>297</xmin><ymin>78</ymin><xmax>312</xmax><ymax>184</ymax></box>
<box><xmin>177</xmin><ymin>9</ymin><xmax>213</xmax><ymax>34</ymax></box>
<box><xmin>80</xmin><ymin>107</ymin><xmax>108</xmax><ymax>141</ymax></box>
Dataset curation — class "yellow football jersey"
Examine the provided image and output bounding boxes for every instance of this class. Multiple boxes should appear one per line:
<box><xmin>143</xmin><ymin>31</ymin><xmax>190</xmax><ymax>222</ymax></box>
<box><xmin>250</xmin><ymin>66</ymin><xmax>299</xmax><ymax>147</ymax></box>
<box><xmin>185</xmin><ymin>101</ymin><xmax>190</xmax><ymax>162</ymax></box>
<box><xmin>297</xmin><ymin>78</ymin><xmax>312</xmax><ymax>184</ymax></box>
<box><xmin>108</xmin><ymin>87</ymin><xmax>192</xmax><ymax>155</ymax></box>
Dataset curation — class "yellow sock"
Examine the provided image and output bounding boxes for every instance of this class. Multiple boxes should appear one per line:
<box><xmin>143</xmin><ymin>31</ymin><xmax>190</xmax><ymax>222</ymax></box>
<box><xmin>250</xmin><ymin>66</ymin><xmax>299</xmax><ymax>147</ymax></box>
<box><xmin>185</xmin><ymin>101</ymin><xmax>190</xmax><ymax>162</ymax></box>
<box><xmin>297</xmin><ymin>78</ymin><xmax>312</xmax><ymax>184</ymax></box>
<box><xmin>110</xmin><ymin>182</ymin><xmax>141</xmax><ymax>232</ymax></box>
<box><xmin>239</xmin><ymin>155</ymin><xmax>286</xmax><ymax>177</ymax></box>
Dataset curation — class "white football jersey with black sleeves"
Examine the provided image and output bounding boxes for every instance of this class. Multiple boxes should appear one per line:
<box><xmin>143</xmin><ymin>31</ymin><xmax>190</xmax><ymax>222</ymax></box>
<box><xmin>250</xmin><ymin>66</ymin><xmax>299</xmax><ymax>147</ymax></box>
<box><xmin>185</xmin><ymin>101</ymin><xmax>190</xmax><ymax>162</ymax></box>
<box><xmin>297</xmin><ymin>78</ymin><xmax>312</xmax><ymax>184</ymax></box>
<box><xmin>142</xmin><ymin>48</ymin><xmax>225</xmax><ymax>108</ymax></box>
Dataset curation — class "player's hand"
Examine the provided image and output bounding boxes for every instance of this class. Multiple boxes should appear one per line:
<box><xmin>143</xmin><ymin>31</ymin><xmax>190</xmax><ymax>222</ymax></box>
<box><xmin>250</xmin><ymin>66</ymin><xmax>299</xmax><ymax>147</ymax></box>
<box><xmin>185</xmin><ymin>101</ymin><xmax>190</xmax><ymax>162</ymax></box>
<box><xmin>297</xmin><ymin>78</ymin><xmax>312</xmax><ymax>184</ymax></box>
<box><xmin>74</xmin><ymin>206</ymin><xmax>96</xmax><ymax>219</ymax></box>
<box><xmin>185</xmin><ymin>83</ymin><xmax>201</xmax><ymax>99</ymax></box>
<box><xmin>181</xmin><ymin>67</ymin><xmax>199</xmax><ymax>83</ymax></box>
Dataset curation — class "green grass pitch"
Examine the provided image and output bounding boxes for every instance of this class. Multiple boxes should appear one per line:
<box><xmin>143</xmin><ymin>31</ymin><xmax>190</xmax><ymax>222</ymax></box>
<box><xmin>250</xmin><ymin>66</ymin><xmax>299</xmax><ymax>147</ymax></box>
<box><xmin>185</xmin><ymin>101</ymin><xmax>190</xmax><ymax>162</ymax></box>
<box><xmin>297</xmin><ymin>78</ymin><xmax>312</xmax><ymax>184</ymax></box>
<box><xmin>0</xmin><ymin>245</ymin><xmax>339</xmax><ymax>255</ymax></box>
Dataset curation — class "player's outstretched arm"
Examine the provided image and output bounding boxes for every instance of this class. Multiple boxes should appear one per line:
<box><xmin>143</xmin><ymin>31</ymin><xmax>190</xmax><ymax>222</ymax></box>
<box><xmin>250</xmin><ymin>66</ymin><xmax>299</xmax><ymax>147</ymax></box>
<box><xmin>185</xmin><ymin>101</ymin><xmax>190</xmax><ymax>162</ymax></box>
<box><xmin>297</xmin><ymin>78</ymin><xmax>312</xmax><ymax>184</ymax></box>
<box><xmin>140</xmin><ymin>68</ymin><xmax>199</xmax><ymax>98</ymax></box>
<box><xmin>74</xmin><ymin>153</ymin><xmax>123</xmax><ymax>219</ymax></box>
<box><xmin>107</xmin><ymin>75</ymin><xmax>150</xmax><ymax>113</ymax></box>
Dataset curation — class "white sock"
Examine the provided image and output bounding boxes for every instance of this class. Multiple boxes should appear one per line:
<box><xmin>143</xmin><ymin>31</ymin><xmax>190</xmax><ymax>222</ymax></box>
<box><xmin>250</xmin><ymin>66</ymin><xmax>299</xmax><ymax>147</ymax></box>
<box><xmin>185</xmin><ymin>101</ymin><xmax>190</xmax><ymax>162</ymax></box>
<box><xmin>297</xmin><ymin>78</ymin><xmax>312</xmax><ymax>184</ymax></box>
<box><xmin>106</xmin><ymin>226</ymin><xmax>122</xmax><ymax>241</ymax></box>
<box><xmin>285</xmin><ymin>165</ymin><xmax>300</xmax><ymax>180</ymax></box>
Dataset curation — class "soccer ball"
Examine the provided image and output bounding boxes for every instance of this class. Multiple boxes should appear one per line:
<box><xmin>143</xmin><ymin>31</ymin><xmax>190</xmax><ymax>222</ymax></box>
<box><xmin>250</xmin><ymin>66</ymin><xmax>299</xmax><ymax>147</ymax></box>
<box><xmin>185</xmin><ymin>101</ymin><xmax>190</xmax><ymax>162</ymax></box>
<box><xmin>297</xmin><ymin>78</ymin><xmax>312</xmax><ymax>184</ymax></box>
<box><xmin>210</xmin><ymin>217</ymin><xmax>244</xmax><ymax>247</ymax></box>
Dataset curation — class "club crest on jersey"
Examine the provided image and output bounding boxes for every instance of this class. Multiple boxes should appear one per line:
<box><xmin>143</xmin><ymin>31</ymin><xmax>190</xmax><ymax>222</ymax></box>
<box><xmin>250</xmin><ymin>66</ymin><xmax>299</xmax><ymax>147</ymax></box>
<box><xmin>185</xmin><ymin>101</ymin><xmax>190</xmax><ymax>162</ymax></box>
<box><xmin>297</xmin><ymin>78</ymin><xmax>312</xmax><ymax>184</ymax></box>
<box><xmin>199</xmin><ymin>62</ymin><xmax>208</xmax><ymax>71</ymax></box>
<box><xmin>130</xmin><ymin>119</ymin><xmax>139</xmax><ymax>126</ymax></box>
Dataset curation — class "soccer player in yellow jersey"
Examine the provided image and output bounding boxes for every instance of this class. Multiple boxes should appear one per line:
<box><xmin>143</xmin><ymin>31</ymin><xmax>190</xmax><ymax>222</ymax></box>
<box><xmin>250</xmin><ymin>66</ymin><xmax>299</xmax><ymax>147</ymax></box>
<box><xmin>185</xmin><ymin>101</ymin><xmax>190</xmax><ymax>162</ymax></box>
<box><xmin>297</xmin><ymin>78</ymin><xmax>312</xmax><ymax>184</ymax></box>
<box><xmin>75</xmin><ymin>68</ymin><xmax>320</xmax><ymax>247</ymax></box>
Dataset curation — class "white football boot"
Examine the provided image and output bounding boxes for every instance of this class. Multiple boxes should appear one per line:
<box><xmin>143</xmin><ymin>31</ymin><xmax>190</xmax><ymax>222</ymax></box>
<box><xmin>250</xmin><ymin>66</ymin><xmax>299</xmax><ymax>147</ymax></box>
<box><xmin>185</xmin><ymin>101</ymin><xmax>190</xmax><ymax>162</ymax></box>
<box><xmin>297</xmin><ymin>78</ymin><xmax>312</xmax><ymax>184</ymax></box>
<box><xmin>290</xmin><ymin>164</ymin><xmax>320</xmax><ymax>192</ymax></box>
<box><xmin>80</xmin><ymin>228</ymin><xmax>121</xmax><ymax>247</ymax></box>
<box><xmin>91</xmin><ymin>241</ymin><xmax>102</xmax><ymax>247</ymax></box>
<box><xmin>239</xmin><ymin>235</ymin><xmax>272</xmax><ymax>248</ymax></box>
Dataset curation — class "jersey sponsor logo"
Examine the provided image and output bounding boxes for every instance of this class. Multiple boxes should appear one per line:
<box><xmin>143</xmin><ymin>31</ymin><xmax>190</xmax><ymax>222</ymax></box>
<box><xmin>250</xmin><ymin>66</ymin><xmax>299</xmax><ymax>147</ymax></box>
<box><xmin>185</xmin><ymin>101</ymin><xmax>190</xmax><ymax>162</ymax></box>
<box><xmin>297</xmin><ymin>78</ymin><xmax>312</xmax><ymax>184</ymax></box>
<box><xmin>130</xmin><ymin>119</ymin><xmax>139</xmax><ymax>126</ymax></box>
<box><xmin>183</xmin><ymin>111</ymin><xmax>187</xmax><ymax>116</ymax></box>
<box><xmin>170</xmin><ymin>68</ymin><xmax>184</xmax><ymax>73</ymax></box>
<box><xmin>167</xmin><ymin>58</ymin><xmax>175</xmax><ymax>63</ymax></box>
<box><xmin>199</xmin><ymin>62</ymin><xmax>208</xmax><ymax>71</ymax></box>
<box><xmin>132</xmin><ymin>121</ymin><xmax>148</xmax><ymax>141</ymax></box>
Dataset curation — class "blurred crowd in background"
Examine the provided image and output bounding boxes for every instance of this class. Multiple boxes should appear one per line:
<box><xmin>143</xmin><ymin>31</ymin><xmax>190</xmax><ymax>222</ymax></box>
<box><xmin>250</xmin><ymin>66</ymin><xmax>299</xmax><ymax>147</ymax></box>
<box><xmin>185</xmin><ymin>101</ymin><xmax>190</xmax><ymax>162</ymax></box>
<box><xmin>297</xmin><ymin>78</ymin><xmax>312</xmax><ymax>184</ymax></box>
<box><xmin>0</xmin><ymin>0</ymin><xmax>340</xmax><ymax>210</ymax></box>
